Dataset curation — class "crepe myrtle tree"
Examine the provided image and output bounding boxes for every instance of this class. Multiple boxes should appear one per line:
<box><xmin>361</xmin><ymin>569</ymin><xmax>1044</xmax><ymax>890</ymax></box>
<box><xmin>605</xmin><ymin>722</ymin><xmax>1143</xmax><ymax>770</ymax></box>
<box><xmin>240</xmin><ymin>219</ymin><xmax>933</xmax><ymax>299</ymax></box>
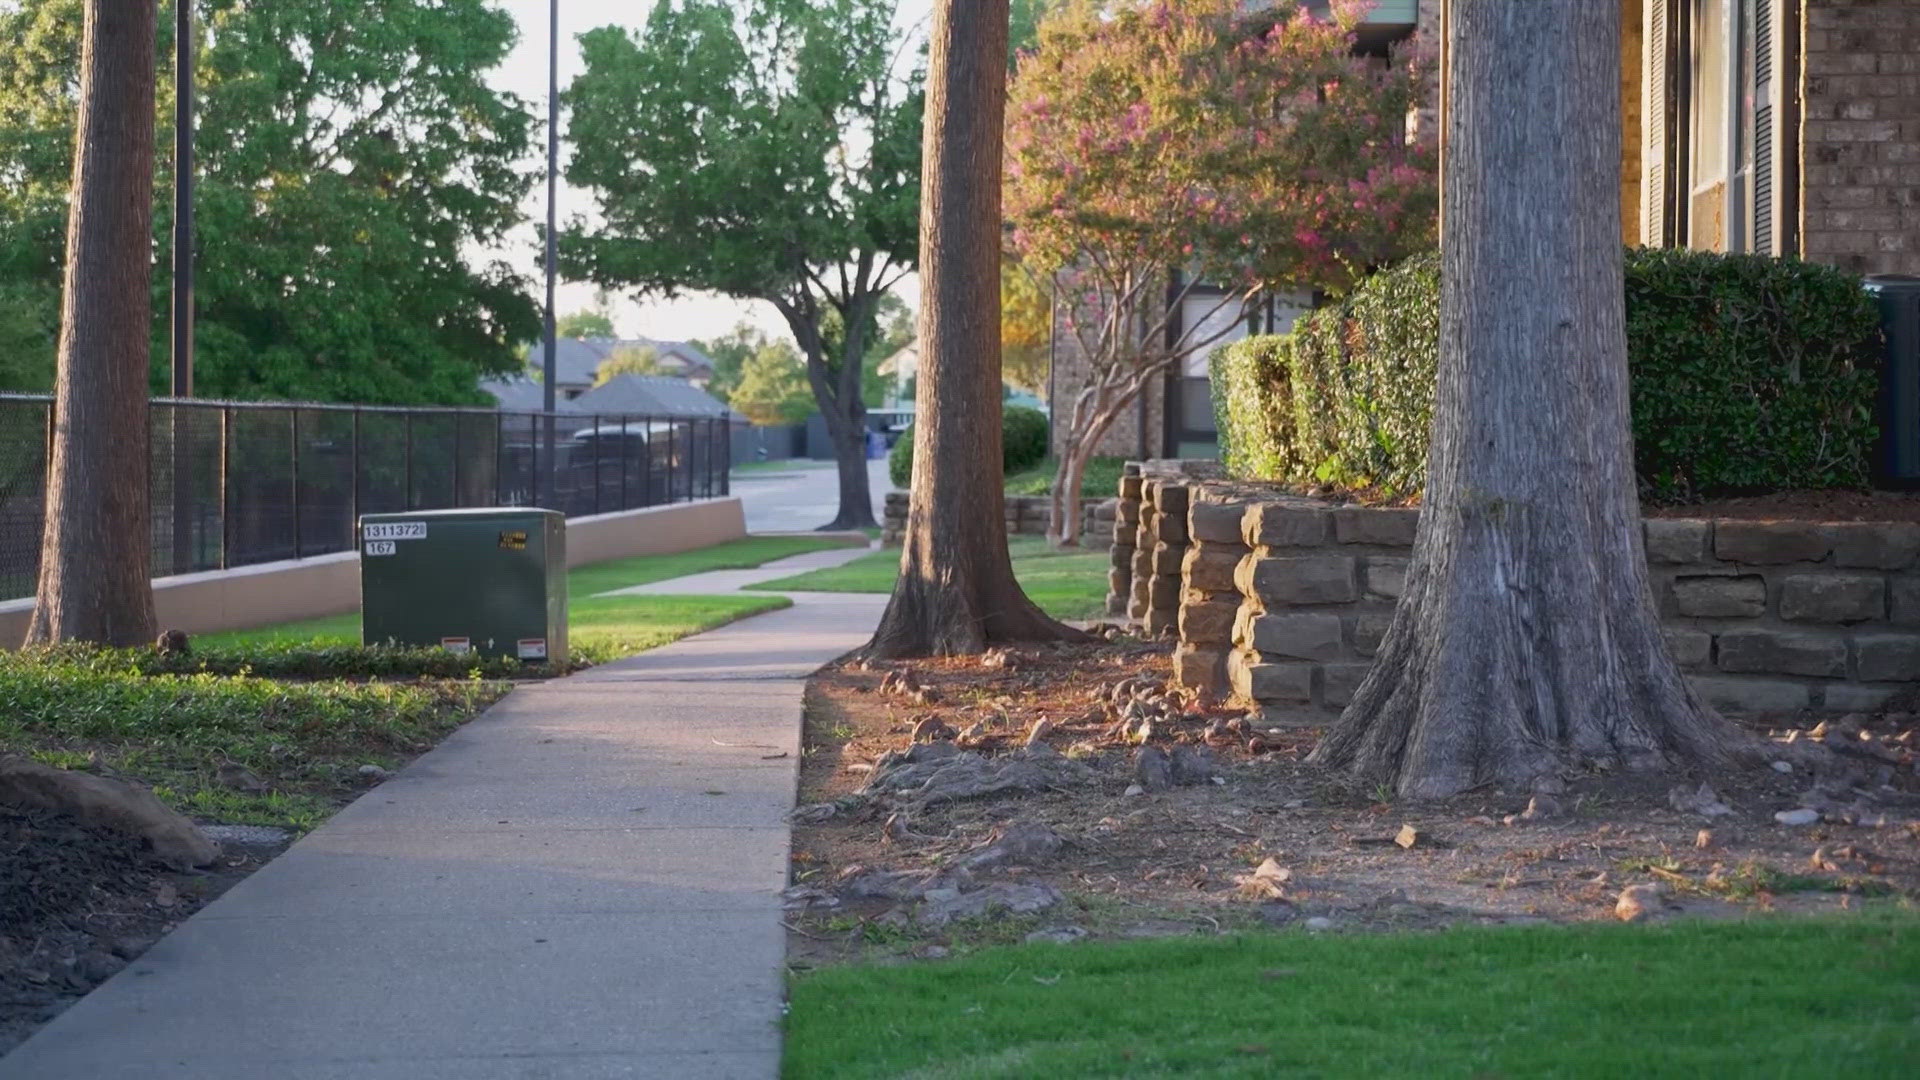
<box><xmin>1007</xmin><ymin>0</ymin><xmax>1435</xmax><ymax>545</ymax></box>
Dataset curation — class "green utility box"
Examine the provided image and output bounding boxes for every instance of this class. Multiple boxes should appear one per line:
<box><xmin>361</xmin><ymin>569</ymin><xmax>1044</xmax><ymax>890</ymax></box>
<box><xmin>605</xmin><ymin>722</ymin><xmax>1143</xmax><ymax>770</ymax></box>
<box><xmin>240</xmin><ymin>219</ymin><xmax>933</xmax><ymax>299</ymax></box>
<box><xmin>359</xmin><ymin>507</ymin><xmax>567</xmax><ymax>664</ymax></box>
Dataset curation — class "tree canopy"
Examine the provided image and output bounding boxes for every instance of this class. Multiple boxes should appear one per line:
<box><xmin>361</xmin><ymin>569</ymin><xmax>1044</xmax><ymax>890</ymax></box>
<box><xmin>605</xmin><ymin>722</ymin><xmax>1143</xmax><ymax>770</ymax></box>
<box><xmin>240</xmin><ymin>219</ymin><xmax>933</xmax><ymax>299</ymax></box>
<box><xmin>728</xmin><ymin>336</ymin><xmax>815</xmax><ymax>425</ymax></box>
<box><xmin>0</xmin><ymin>0</ymin><xmax>539</xmax><ymax>403</ymax></box>
<box><xmin>564</xmin><ymin>0</ymin><xmax>923</xmax><ymax>528</ymax></box>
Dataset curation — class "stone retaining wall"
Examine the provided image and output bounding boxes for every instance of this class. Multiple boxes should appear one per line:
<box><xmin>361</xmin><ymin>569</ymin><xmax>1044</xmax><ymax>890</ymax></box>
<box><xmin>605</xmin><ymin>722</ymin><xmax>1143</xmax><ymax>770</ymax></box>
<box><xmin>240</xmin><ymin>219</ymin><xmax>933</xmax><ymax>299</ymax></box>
<box><xmin>1105</xmin><ymin>460</ymin><xmax>1224</xmax><ymax>621</ymax></box>
<box><xmin>1125</xmin><ymin>468</ymin><xmax>1920</xmax><ymax>719</ymax></box>
<box><xmin>881</xmin><ymin>491</ymin><xmax>1112</xmax><ymax>547</ymax></box>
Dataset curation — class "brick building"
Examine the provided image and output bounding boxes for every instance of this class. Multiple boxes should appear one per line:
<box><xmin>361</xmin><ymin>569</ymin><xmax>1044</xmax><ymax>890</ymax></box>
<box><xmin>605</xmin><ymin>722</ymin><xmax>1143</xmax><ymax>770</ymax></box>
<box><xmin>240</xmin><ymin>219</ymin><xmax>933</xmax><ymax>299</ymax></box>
<box><xmin>1051</xmin><ymin>0</ymin><xmax>1919</xmax><ymax>462</ymax></box>
<box><xmin>1635</xmin><ymin>0</ymin><xmax>1920</xmax><ymax>275</ymax></box>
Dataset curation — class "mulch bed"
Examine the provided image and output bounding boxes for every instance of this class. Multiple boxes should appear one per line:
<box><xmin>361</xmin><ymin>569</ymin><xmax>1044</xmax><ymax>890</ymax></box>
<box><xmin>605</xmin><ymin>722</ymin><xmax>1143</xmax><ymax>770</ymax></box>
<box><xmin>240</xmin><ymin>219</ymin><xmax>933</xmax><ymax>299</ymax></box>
<box><xmin>0</xmin><ymin>805</ymin><xmax>283</xmax><ymax>1055</ymax></box>
<box><xmin>1648</xmin><ymin>488</ymin><xmax>1920</xmax><ymax>523</ymax></box>
<box><xmin>787</xmin><ymin>640</ymin><xmax>1920</xmax><ymax>968</ymax></box>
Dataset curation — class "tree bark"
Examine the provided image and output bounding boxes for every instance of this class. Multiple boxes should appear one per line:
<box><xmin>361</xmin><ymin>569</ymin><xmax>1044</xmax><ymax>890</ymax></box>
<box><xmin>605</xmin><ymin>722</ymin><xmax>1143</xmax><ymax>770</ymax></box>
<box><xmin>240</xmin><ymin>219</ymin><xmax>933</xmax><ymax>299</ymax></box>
<box><xmin>26</xmin><ymin>0</ymin><xmax>160</xmax><ymax>648</ymax></box>
<box><xmin>864</xmin><ymin>0</ymin><xmax>1078</xmax><ymax>658</ymax></box>
<box><xmin>1306</xmin><ymin>0</ymin><xmax>1752</xmax><ymax>797</ymax></box>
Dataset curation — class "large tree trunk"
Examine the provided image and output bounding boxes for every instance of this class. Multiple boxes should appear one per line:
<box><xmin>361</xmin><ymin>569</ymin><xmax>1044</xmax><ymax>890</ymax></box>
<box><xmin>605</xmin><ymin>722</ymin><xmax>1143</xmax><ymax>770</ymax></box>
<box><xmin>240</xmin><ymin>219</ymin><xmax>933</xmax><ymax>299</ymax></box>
<box><xmin>1307</xmin><ymin>0</ymin><xmax>1750</xmax><ymax>797</ymax></box>
<box><xmin>818</xmin><ymin>391</ymin><xmax>877</xmax><ymax>532</ymax></box>
<box><xmin>864</xmin><ymin>0</ymin><xmax>1077</xmax><ymax>658</ymax></box>
<box><xmin>26</xmin><ymin>0</ymin><xmax>160</xmax><ymax>648</ymax></box>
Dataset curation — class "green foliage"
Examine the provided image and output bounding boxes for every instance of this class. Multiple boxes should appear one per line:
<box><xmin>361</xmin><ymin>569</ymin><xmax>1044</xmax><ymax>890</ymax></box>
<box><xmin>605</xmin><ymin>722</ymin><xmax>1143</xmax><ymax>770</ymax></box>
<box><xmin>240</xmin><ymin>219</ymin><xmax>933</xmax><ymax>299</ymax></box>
<box><xmin>0</xmin><ymin>0</ymin><xmax>538</xmax><ymax>403</ymax></box>
<box><xmin>562</xmin><ymin>0</ymin><xmax>921</xmax><ymax>422</ymax></box>
<box><xmin>594</xmin><ymin>344</ymin><xmax>663</xmax><ymax>385</ymax></box>
<box><xmin>730</xmin><ymin>337</ymin><xmax>817</xmax><ymax>425</ymax></box>
<box><xmin>1002</xmin><ymin>405</ymin><xmax>1049</xmax><ymax>474</ymax></box>
<box><xmin>889</xmin><ymin>406</ymin><xmax>1050</xmax><ymax>488</ymax></box>
<box><xmin>558</xmin><ymin>308</ymin><xmax>617</xmax><ymax>338</ymax></box>
<box><xmin>0</xmin><ymin>646</ymin><xmax>499</xmax><ymax>828</ymax></box>
<box><xmin>1003</xmin><ymin>455</ymin><xmax>1126</xmax><ymax>499</ymax></box>
<box><xmin>1213</xmin><ymin>249</ymin><xmax>1883</xmax><ymax>502</ymax></box>
<box><xmin>887</xmin><ymin>428</ymin><xmax>913</xmax><ymax>488</ymax></box>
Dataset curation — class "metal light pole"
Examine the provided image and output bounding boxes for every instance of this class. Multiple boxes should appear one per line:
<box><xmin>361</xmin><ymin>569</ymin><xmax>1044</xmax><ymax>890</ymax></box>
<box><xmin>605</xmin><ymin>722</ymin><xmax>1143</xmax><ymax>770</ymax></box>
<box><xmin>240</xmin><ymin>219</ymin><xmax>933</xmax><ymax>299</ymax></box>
<box><xmin>170</xmin><ymin>0</ymin><xmax>194</xmax><ymax>573</ymax></box>
<box><xmin>172</xmin><ymin>0</ymin><xmax>192</xmax><ymax>395</ymax></box>
<box><xmin>540</xmin><ymin>0</ymin><xmax>560</xmax><ymax>508</ymax></box>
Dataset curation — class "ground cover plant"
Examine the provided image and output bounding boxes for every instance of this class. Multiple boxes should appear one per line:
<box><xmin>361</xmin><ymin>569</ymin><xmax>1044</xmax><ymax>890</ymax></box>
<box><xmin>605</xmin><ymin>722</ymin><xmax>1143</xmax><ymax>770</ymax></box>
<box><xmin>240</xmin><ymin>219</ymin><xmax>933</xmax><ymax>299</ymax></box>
<box><xmin>752</xmin><ymin>535</ymin><xmax>1107</xmax><ymax>621</ymax></box>
<box><xmin>783</xmin><ymin>914</ymin><xmax>1920</xmax><ymax>1078</ymax></box>
<box><xmin>1001</xmin><ymin>456</ymin><xmax>1126</xmax><ymax>501</ymax></box>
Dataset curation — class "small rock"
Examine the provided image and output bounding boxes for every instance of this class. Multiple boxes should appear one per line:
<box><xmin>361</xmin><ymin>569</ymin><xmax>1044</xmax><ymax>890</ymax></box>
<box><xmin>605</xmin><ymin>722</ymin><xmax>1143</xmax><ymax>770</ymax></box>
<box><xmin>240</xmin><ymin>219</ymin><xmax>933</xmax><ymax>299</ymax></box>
<box><xmin>74</xmin><ymin>951</ymin><xmax>124</xmax><ymax>985</ymax></box>
<box><xmin>1520</xmin><ymin>794</ymin><xmax>1564</xmax><ymax>821</ymax></box>
<box><xmin>1774</xmin><ymin>808</ymin><xmax>1821</xmax><ymax>826</ymax></box>
<box><xmin>1025</xmin><ymin>717</ymin><xmax>1055</xmax><ymax>747</ymax></box>
<box><xmin>1168</xmin><ymin>745</ymin><xmax>1217</xmax><ymax>786</ymax></box>
<box><xmin>1771</xmin><ymin>760</ymin><xmax>1794</xmax><ymax>774</ymax></box>
<box><xmin>914</xmin><ymin>945</ymin><xmax>951</xmax><ymax>960</ymax></box>
<box><xmin>1281</xmin><ymin>799</ymin><xmax>1306</xmax><ymax>810</ymax></box>
<box><xmin>1667</xmin><ymin>782</ymin><xmax>1732</xmax><ymax>818</ymax></box>
<box><xmin>214</xmin><ymin>762</ymin><xmax>266</xmax><ymax>793</ymax></box>
<box><xmin>1123</xmin><ymin>783</ymin><xmax>1146</xmax><ymax>798</ymax></box>
<box><xmin>1615</xmin><ymin>883</ymin><xmax>1663</xmax><ymax>923</ymax></box>
<box><xmin>107</xmin><ymin>935</ymin><xmax>155</xmax><ymax>961</ymax></box>
<box><xmin>1303</xmin><ymin>917</ymin><xmax>1334</xmax><ymax>932</ymax></box>
<box><xmin>1134</xmin><ymin>746</ymin><xmax>1173</xmax><ymax>792</ymax></box>
<box><xmin>356</xmin><ymin>764</ymin><xmax>391</xmax><ymax>781</ymax></box>
<box><xmin>1024</xmin><ymin>925</ymin><xmax>1088</xmax><ymax>945</ymax></box>
<box><xmin>911</xmin><ymin>717</ymin><xmax>955</xmax><ymax>744</ymax></box>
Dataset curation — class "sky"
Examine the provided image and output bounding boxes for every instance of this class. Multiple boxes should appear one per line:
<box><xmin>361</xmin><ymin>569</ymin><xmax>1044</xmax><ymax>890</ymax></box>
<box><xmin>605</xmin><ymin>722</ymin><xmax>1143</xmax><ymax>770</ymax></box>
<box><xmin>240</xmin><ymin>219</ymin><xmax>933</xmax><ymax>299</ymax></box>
<box><xmin>484</xmin><ymin>0</ymin><xmax>932</xmax><ymax>347</ymax></box>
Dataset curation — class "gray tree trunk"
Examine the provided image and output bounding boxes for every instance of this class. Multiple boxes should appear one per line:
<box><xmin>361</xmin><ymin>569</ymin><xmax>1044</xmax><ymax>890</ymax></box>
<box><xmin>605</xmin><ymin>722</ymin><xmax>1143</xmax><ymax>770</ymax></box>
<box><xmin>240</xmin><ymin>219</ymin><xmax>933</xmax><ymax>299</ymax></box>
<box><xmin>1307</xmin><ymin>0</ymin><xmax>1750</xmax><ymax>796</ymax></box>
<box><xmin>864</xmin><ymin>0</ymin><xmax>1076</xmax><ymax>657</ymax></box>
<box><xmin>26</xmin><ymin>0</ymin><xmax>160</xmax><ymax>648</ymax></box>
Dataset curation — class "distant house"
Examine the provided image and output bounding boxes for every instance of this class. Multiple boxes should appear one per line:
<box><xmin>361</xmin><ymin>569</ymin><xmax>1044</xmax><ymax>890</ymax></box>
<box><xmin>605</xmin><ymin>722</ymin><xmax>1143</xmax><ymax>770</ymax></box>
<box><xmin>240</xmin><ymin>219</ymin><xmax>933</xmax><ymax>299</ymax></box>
<box><xmin>519</xmin><ymin>336</ymin><xmax>718</xmax><ymax>402</ymax></box>
<box><xmin>479</xmin><ymin>371</ymin><xmax>737</xmax><ymax>421</ymax></box>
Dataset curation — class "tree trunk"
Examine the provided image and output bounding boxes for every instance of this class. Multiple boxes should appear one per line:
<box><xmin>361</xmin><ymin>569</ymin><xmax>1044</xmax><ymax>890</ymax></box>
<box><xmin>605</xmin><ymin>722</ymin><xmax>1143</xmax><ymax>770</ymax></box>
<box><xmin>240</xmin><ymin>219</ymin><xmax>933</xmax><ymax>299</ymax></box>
<box><xmin>26</xmin><ymin>0</ymin><xmax>160</xmax><ymax>648</ymax></box>
<box><xmin>819</xmin><ymin>396</ymin><xmax>877</xmax><ymax>532</ymax></box>
<box><xmin>864</xmin><ymin>0</ymin><xmax>1078</xmax><ymax>658</ymax></box>
<box><xmin>1307</xmin><ymin>0</ymin><xmax>1751</xmax><ymax>797</ymax></box>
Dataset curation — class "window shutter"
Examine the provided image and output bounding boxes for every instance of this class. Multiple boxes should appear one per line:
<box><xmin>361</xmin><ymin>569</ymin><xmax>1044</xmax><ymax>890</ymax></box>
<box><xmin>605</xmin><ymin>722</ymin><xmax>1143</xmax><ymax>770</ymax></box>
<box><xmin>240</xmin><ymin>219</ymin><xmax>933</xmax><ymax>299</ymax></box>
<box><xmin>1751</xmin><ymin>0</ymin><xmax>1791</xmax><ymax>255</ymax></box>
<box><xmin>1643</xmin><ymin>0</ymin><xmax>1671</xmax><ymax>247</ymax></box>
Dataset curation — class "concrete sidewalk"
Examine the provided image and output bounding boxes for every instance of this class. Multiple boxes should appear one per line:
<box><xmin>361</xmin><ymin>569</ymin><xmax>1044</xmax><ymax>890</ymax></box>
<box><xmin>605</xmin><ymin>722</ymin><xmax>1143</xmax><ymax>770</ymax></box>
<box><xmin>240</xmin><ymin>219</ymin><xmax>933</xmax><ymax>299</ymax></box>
<box><xmin>1</xmin><ymin>595</ymin><xmax>886</xmax><ymax>1080</ymax></box>
<box><xmin>597</xmin><ymin>544</ymin><xmax>876</xmax><ymax>598</ymax></box>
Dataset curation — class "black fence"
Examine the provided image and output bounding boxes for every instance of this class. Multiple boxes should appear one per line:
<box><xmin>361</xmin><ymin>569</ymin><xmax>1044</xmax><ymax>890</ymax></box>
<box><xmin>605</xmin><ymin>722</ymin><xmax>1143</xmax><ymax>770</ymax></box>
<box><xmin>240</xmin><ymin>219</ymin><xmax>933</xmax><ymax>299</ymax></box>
<box><xmin>0</xmin><ymin>395</ymin><xmax>732</xmax><ymax>601</ymax></box>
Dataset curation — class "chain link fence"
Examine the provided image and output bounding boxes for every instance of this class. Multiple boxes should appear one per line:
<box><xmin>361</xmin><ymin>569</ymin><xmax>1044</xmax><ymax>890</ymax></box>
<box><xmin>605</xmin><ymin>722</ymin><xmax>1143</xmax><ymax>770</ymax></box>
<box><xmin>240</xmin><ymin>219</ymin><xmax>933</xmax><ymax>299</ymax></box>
<box><xmin>0</xmin><ymin>395</ymin><xmax>731</xmax><ymax>601</ymax></box>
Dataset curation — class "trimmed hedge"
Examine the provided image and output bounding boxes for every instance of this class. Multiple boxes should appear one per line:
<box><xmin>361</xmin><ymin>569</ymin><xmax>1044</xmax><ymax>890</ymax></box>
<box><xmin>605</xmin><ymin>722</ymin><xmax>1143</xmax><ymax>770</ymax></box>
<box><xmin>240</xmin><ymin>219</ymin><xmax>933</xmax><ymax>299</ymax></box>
<box><xmin>889</xmin><ymin>404</ymin><xmax>1050</xmax><ymax>488</ymax></box>
<box><xmin>1213</xmin><ymin>248</ymin><xmax>1882</xmax><ymax>502</ymax></box>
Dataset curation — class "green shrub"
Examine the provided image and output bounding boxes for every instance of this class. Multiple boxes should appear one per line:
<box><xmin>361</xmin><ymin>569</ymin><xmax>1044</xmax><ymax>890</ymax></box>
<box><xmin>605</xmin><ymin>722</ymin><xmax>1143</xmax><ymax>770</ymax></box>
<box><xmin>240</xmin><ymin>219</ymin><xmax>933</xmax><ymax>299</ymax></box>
<box><xmin>1212</xmin><ymin>248</ymin><xmax>1881</xmax><ymax>502</ymax></box>
<box><xmin>889</xmin><ymin>405</ymin><xmax>1052</xmax><ymax>489</ymax></box>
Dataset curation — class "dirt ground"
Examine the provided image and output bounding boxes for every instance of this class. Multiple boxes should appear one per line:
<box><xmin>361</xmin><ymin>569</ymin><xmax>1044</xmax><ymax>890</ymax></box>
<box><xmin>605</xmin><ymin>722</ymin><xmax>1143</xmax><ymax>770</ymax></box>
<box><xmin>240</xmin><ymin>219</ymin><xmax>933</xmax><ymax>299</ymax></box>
<box><xmin>0</xmin><ymin>806</ymin><xmax>288</xmax><ymax>1054</ymax></box>
<box><xmin>785</xmin><ymin>639</ymin><xmax>1920</xmax><ymax>968</ymax></box>
<box><xmin>1646</xmin><ymin>488</ymin><xmax>1920</xmax><ymax>523</ymax></box>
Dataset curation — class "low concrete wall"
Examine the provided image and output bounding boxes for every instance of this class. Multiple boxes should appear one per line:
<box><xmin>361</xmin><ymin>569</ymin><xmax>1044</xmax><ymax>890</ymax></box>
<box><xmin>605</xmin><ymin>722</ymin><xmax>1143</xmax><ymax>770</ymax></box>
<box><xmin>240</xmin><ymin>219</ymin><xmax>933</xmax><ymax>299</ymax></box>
<box><xmin>563</xmin><ymin>497</ymin><xmax>746</xmax><ymax>568</ymax></box>
<box><xmin>1117</xmin><ymin>466</ymin><xmax>1920</xmax><ymax>719</ymax></box>
<box><xmin>0</xmin><ymin>497</ymin><xmax>747</xmax><ymax>647</ymax></box>
<box><xmin>881</xmin><ymin>490</ymin><xmax>1113</xmax><ymax>546</ymax></box>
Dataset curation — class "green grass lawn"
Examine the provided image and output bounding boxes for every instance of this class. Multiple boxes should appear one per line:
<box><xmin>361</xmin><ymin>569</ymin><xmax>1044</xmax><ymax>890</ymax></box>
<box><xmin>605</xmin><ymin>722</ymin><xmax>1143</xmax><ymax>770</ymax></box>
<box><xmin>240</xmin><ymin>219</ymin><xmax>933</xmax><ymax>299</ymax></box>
<box><xmin>749</xmin><ymin>535</ymin><xmax>1108</xmax><ymax>621</ymax></box>
<box><xmin>731</xmin><ymin>458</ymin><xmax>836</xmax><ymax>476</ymax></box>
<box><xmin>199</xmin><ymin>534</ymin><xmax>861</xmax><ymax>656</ymax></box>
<box><xmin>784</xmin><ymin>915</ymin><xmax>1920</xmax><ymax>1078</ymax></box>
<box><xmin>1003</xmin><ymin>456</ymin><xmax>1128</xmax><ymax>499</ymax></box>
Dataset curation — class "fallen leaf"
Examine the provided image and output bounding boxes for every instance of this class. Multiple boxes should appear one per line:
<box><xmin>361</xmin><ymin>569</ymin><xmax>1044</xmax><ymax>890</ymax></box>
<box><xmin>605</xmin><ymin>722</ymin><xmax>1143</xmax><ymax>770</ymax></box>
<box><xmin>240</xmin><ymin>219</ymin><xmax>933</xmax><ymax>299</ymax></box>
<box><xmin>1395</xmin><ymin>824</ymin><xmax>1421</xmax><ymax>849</ymax></box>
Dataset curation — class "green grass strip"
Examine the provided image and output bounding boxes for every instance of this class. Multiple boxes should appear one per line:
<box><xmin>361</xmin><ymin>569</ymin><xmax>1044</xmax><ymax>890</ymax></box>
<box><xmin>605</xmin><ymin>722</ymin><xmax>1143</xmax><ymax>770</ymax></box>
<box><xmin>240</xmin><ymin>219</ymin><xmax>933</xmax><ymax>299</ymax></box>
<box><xmin>750</xmin><ymin>535</ymin><xmax>1109</xmax><ymax>622</ymax></box>
<box><xmin>783</xmin><ymin>915</ymin><xmax>1920</xmax><ymax>1078</ymax></box>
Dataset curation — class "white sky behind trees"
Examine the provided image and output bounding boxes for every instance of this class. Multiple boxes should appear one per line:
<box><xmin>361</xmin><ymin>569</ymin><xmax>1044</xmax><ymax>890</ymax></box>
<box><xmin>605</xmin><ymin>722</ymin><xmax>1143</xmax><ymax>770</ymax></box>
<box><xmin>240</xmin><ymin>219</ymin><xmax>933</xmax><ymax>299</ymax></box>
<box><xmin>485</xmin><ymin>0</ymin><xmax>932</xmax><ymax>346</ymax></box>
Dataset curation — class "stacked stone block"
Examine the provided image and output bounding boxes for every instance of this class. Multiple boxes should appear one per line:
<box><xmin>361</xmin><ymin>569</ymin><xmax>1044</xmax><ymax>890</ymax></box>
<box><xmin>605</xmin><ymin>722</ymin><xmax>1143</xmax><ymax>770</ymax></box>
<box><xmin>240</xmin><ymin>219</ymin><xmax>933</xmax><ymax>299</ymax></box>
<box><xmin>1171</xmin><ymin>490</ymin><xmax>1255</xmax><ymax>700</ymax></box>
<box><xmin>1107</xmin><ymin>467</ymin><xmax>1143</xmax><ymax>616</ymax></box>
<box><xmin>1128</xmin><ymin>478</ymin><xmax>1190</xmax><ymax>635</ymax></box>
<box><xmin>1223</xmin><ymin>500</ymin><xmax>1420</xmax><ymax>724</ymax></box>
<box><xmin>1649</xmin><ymin>518</ymin><xmax>1920</xmax><ymax>714</ymax></box>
